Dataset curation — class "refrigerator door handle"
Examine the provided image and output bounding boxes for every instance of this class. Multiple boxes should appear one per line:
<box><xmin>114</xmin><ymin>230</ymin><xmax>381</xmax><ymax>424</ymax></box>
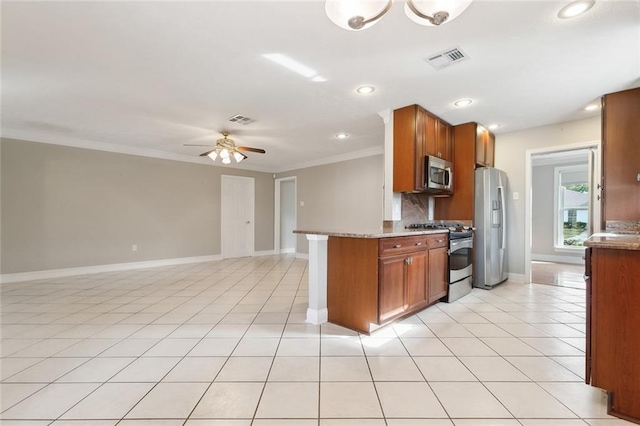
<box><xmin>498</xmin><ymin>186</ymin><xmax>506</xmax><ymax>249</ymax></box>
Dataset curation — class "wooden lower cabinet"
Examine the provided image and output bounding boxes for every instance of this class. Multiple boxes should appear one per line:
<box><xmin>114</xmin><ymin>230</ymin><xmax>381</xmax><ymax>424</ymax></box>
<box><xmin>586</xmin><ymin>246</ymin><xmax>640</xmax><ymax>423</ymax></box>
<box><xmin>428</xmin><ymin>246</ymin><xmax>448</xmax><ymax>303</ymax></box>
<box><xmin>327</xmin><ymin>233</ymin><xmax>447</xmax><ymax>334</ymax></box>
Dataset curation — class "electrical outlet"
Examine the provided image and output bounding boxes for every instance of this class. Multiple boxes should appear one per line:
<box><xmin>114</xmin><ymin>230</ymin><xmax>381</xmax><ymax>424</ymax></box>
<box><xmin>513</xmin><ymin>192</ymin><xmax>519</xmax><ymax>200</ymax></box>
<box><xmin>132</xmin><ymin>244</ymin><xmax>137</xmax><ymax>252</ymax></box>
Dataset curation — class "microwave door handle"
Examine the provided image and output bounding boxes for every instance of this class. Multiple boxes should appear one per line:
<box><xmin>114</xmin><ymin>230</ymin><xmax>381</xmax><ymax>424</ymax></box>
<box><xmin>445</xmin><ymin>167</ymin><xmax>452</xmax><ymax>188</ymax></box>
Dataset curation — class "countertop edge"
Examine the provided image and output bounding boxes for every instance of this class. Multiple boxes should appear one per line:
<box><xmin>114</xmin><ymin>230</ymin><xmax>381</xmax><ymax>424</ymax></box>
<box><xmin>584</xmin><ymin>233</ymin><xmax>640</xmax><ymax>251</ymax></box>
<box><xmin>293</xmin><ymin>229</ymin><xmax>449</xmax><ymax>238</ymax></box>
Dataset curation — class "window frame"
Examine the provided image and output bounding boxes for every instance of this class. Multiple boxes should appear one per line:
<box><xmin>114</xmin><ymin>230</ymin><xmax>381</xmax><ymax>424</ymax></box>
<box><xmin>553</xmin><ymin>164</ymin><xmax>589</xmax><ymax>252</ymax></box>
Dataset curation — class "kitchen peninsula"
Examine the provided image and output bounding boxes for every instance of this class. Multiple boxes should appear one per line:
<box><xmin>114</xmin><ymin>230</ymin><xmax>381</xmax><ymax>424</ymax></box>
<box><xmin>295</xmin><ymin>226</ymin><xmax>449</xmax><ymax>334</ymax></box>
<box><xmin>585</xmin><ymin>228</ymin><xmax>640</xmax><ymax>424</ymax></box>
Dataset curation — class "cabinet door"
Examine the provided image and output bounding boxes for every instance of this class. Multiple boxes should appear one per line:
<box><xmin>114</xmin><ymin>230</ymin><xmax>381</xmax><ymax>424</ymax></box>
<box><xmin>603</xmin><ymin>88</ymin><xmax>640</xmax><ymax>221</ymax></box>
<box><xmin>415</xmin><ymin>106</ymin><xmax>427</xmax><ymax>190</ymax></box>
<box><xmin>437</xmin><ymin>119</ymin><xmax>452</xmax><ymax>162</ymax></box>
<box><xmin>379</xmin><ymin>255</ymin><xmax>407</xmax><ymax>323</ymax></box>
<box><xmin>475</xmin><ymin>125</ymin><xmax>487</xmax><ymax>166</ymax></box>
<box><xmin>428</xmin><ymin>246</ymin><xmax>448</xmax><ymax>303</ymax></box>
<box><xmin>406</xmin><ymin>251</ymin><xmax>428</xmax><ymax>312</ymax></box>
<box><xmin>425</xmin><ymin>113</ymin><xmax>438</xmax><ymax>158</ymax></box>
<box><xmin>485</xmin><ymin>132</ymin><xmax>495</xmax><ymax>167</ymax></box>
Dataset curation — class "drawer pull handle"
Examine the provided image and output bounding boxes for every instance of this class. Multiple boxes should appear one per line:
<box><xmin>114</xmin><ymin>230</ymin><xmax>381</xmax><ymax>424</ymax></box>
<box><xmin>415</xmin><ymin>242</ymin><xmax>422</xmax><ymax>246</ymax></box>
<box><xmin>436</xmin><ymin>239</ymin><xmax>444</xmax><ymax>243</ymax></box>
<box><xmin>393</xmin><ymin>244</ymin><xmax>402</xmax><ymax>248</ymax></box>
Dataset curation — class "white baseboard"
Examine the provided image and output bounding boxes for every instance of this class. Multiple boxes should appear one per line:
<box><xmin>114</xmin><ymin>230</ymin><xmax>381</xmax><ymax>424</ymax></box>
<box><xmin>253</xmin><ymin>250</ymin><xmax>276</xmax><ymax>256</ymax></box>
<box><xmin>531</xmin><ymin>253</ymin><xmax>584</xmax><ymax>265</ymax></box>
<box><xmin>296</xmin><ymin>253</ymin><xmax>309</xmax><ymax>260</ymax></box>
<box><xmin>508</xmin><ymin>273</ymin><xmax>526</xmax><ymax>283</ymax></box>
<box><xmin>279</xmin><ymin>248</ymin><xmax>295</xmax><ymax>254</ymax></box>
<box><xmin>0</xmin><ymin>254</ymin><xmax>221</xmax><ymax>284</ymax></box>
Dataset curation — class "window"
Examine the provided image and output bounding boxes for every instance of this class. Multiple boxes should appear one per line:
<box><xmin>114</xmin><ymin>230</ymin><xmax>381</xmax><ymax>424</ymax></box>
<box><xmin>555</xmin><ymin>165</ymin><xmax>589</xmax><ymax>248</ymax></box>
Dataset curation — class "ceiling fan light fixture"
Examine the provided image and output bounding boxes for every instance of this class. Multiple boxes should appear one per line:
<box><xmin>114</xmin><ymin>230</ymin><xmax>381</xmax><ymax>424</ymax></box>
<box><xmin>208</xmin><ymin>151</ymin><xmax>219</xmax><ymax>161</ymax></box>
<box><xmin>221</xmin><ymin>157</ymin><xmax>231</xmax><ymax>165</ymax></box>
<box><xmin>404</xmin><ymin>0</ymin><xmax>473</xmax><ymax>26</ymax></box>
<box><xmin>233</xmin><ymin>151</ymin><xmax>245</xmax><ymax>162</ymax></box>
<box><xmin>325</xmin><ymin>0</ymin><xmax>473</xmax><ymax>30</ymax></box>
<box><xmin>220</xmin><ymin>148</ymin><xmax>230</xmax><ymax>159</ymax></box>
<box><xmin>325</xmin><ymin>0</ymin><xmax>392</xmax><ymax>30</ymax></box>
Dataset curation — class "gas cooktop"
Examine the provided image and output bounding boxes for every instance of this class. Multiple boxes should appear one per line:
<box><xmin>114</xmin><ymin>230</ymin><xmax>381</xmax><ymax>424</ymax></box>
<box><xmin>405</xmin><ymin>222</ymin><xmax>473</xmax><ymax>240</ymax></box>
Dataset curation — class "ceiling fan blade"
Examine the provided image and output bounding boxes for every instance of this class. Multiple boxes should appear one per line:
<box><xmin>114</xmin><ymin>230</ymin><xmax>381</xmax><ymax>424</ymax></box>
<box><xmin>184</xmin><ymin>144</ymin><xmax>214</xmax><ymax>147</ymax></box>
<box><xmin>237</xmin><ymin>146</ymin><xmax>266</xmax><ymax>154</ymax></box>
<box><xmin>199</xmin><ymin>149</ymin><xmax>216</xmax><ymax>157</ymax></box>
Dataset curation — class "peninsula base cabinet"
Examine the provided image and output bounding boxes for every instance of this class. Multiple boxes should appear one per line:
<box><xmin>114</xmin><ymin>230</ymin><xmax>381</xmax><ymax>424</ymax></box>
<box><xmin>586</xmin><ymin>247</ymin><xmax>640</xmax><ymax>424</ymax></box>
<box><xmin>327</xmin><ymin>233</ymin><xmax>448</xmax><ymax>334</ymax></box>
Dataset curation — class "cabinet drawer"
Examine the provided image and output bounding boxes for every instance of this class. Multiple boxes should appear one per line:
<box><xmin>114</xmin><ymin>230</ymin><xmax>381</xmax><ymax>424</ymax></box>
<box><xmin>379</xmin><ymin>236</ymin><xmax>428</xmax><ymax>257</ymax></box>
<box><xmin>427</xmin><ymin>233</ymin><xmax>448</xmax><ymax>248</ymax></box>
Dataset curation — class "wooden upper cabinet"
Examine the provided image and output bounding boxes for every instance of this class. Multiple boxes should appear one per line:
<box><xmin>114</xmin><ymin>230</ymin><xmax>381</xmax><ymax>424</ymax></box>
<box><xmin>425</xmin><ymin>112</ymin><xmax>452</xmax><ymax>162</ymax></box>
<box><xmin>602</xmin><ymin>87</ymin><xmax>640</xmax><ymax>222</ymax></box>
<box><xmin>394</xmin><ymin>105</ymin><xmax>453</xmax><ymax>192</ymax></box>
<box><xmin>475</xmin><ymin>124</ymin><xmax>495</xmax><ymax>168</ymax></box>
<box><xmin>394</xmin><ymin>105</ymin><xmax>425</xmax><ymax>192</ymax></box>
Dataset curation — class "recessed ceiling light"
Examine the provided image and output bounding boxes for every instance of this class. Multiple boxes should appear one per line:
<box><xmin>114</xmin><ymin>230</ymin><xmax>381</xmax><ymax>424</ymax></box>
<box><xmin>356</xmin><ymin>85</ymin><xmax>375</xmax><ymax>95</ymax></box>
<box><xmin>336</xmin><ymin>133</ymin><xmax>349</xmax><ymax>139</ymax></box>
<box><xmin>488</xmin><ymin>124</ymin><xmax>500</xmax><ymax>130</ymax></box>
<box><xmin>454</xmin><ymin>98</ymin><xmax>473</xmax><ymax>107</ymax></box>
<box><xmin>557</xmin><ymin>0</ymin><xmax>595</xmax><ymax>19</ymax></box>
<box><xmin>584</xmin><ymin>104</ymin><xmax>600</xmax><ymax>111</ymax></box>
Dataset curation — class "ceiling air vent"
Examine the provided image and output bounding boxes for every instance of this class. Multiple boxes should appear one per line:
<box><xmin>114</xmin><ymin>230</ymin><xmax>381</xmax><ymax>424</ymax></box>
<box><xmin>228</xmin><ymin>114</ymin><xmax>255</xmax><ymax>125</ymax></box>
<box><xmin>425</xmin><ymin>46</ymin><xmax>469</xmax><ymax>70</ymax></box>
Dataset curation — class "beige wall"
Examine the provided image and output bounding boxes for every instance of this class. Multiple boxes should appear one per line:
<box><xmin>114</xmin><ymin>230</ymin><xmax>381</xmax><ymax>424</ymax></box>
<box><xmin>495</xmin><ymin>116</ymin><xmax>601</xmax><ymax>275</ymax></box>
<box><xmin>277</xmin><ymin>155</ymin><xmax>384</xmax><ymax>254</ymax></box>
<box><xmin>1</xmin><ymin>138</ymin><xmax>274</xmax><ymax>274</ymax></box>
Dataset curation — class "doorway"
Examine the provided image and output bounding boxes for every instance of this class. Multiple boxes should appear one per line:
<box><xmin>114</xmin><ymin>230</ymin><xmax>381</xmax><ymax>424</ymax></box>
<box><xmin>274</xmin><ymin>176</ymin><xmax>297</xmax><ymax>254</ymax></box>
<box><xmin>221</xmin><ymin>175</ymin><xmax>255</xmax><ymax>259</ymax></box>
<box><xmin>525</xmin><ymin>141</ymin><xmax>601</xmax><ymax>285</ymax></box>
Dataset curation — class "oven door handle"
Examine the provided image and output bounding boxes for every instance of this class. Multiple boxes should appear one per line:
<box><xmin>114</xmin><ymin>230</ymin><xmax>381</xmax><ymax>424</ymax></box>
<box><xmin>450</xmin><ymin>238</ymin><xmax>473</xmax><ymax>251</ymax></box>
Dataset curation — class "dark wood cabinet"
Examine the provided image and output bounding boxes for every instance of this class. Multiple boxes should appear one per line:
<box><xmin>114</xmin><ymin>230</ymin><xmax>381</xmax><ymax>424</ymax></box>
<box><xmin>435</xmin><ymin>122</ymin><xmax>495</xmax><ymax>221</ymax></box>
<box><xmin>585</xmin><ymin>246</ymin><xmax>640</xmax><ymax>423</ymax></box>
<box><xmin>428</xmin><ymin>246</ymin><xmax>448</xmax><ymax>303</ymax></box>
<box><xmin>379</xmin><ymin>254</ymin><xmax>409</xmax><ymax>322</ymax></box>
<box><xmin>327</xmin><ymin>233</ymin><xmax>448</xmax><ymax>333</ymax></box>
<box><xmin>602</xmin><ymin>87</ymin><xmax>640</xmax><ymax>223</ymax></box>
<box><xmin>475</xmin><ymin>124</ymin><xmax>495</xmax><ymax>168</ymax></box>
<box><xmin>394</xmin><ymin>105</ymin><xmax>452</xmax><ymax>192</ymax></box>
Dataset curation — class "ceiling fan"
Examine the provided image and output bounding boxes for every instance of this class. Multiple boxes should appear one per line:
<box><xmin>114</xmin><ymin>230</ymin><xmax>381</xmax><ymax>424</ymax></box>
<box><xmin>184</xmin><ymin>131</ymin><xmax>266</xmax><ymax>164</ymax></box>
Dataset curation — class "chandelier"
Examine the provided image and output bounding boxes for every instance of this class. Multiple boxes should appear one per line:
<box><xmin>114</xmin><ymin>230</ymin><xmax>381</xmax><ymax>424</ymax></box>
<box><xmin>325</xmin><ymin>0</ymin><xmax>473</xmax><ymax>31</ymax></box>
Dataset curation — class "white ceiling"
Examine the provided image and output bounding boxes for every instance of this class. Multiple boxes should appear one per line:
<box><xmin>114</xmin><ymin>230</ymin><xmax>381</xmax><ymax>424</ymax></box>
<box><xmin>2</xmin><ymin>1</ymin><xmax>638</xmax><ymax>172</ymax></box>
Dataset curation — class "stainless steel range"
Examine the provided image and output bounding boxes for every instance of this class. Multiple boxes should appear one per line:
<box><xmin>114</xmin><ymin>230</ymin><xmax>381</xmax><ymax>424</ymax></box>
<box><xmin>406</xmin><ymin>222</ymin><xmax>474</xmax><ymax>303</ymax></box>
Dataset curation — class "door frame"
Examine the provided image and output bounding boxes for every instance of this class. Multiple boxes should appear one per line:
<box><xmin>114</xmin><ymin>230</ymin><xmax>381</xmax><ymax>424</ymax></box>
<box><xmin>524</xmin><ymin>140</ymin><xmax>601</xmax><ymax>283</ymax></box>
<box><xmin>221</xmin><ymin>174</ymin><xmax>255</xmax><ymax>259</ymax></box>
<box><xmin>274</xmin><ymin>176</ymin><xmax>297</xmax><ymax>254</ymax></box>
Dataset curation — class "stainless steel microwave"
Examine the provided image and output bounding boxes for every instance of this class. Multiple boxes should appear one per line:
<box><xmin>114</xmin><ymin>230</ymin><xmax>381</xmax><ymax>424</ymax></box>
<box><xmin>424</xmin><ymin>156</ymin><xmax>453</xmax><ymax>195</ymax></box>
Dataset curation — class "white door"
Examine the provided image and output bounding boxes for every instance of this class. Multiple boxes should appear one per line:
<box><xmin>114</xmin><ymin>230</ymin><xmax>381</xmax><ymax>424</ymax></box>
<box><xmin>221</xmin><ymin>175</ymin><xmax>254</xmax><ymax>259</ymax></box>
<box><xmin>274</xmin><ymin>177</ymin><xmax>297</xmax><ymax>254</ymax></box>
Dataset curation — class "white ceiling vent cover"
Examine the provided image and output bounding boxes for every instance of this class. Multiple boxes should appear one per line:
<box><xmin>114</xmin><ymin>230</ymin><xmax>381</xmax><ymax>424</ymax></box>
<box><xmin>228</xmin><ymin>114</ymin><xmax>255</xmax><ymax>125</ymax></box>
<box><xmin>425</xmin><ymin>47</ymin><xmax>469</xmax><ymax>70</ymax></box>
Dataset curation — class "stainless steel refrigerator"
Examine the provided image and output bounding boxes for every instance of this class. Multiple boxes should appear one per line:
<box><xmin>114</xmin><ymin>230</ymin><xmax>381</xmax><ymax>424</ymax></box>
<box><xmin>474</xmin><ymin>167</ymin><xmax>508</xmax><ymax>289</ymax></box>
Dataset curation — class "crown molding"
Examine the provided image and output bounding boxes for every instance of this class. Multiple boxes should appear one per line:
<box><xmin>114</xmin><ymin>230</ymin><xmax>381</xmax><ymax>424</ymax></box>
<box><xmin>1</xmin><ymin>128</ymin><xmax>381</xmax><ymax>174</ymax></box>
<box><xmin>274</xmin><ymin>145</ymin><xmax>383</xmax><ymax>173</ymax></box>
<box><xmin>0</xmin><ymin>128</ymin><xmax>275</xmax><ymax>173</ymax></box>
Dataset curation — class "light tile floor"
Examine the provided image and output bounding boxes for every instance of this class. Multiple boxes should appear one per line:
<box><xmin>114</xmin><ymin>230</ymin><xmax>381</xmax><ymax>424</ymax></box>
<box><xmin>0</xmin><ymin>255</ymin><xmax>634</xmax><ymax>425</ymax></box>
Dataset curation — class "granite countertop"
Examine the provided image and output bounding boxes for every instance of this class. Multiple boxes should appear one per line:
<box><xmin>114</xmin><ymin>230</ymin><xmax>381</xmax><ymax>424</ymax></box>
<box><xmin>585</xmin><ymin>233</ymin><xmax>640</xmax><ymax>251</ymax></box>
<box><xmin>293</xmin><ymin>228</ymin><xmax>449</xmax><ymax>239</ymax></box>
